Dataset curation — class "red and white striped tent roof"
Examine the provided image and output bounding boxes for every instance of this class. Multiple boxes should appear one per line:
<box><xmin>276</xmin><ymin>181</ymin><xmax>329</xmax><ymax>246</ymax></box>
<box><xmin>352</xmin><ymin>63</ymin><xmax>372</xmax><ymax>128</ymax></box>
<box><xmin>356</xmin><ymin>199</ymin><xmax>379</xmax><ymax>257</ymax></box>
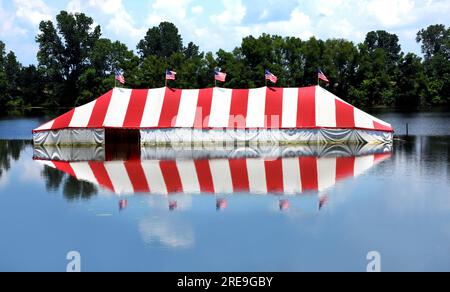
<box><xmin>33</xmin><ymin>86</ymin><xmax>393</xmax><ymax>133</ymax></box>
<box><xmin>37</xmin><ymin>153</ymin><xmax>391</xmax><ymax>195</ymax></box>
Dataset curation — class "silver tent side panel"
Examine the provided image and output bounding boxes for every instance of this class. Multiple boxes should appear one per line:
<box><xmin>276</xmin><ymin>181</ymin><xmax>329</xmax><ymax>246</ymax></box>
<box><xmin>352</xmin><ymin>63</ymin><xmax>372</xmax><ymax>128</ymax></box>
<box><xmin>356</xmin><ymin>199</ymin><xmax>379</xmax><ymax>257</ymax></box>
<box><xmin>33</xmin><ymin>129</ymin><xmax>105</xmax><ymax>146</ymax></box>
<box><xmin>140</xmin><ymin>129</ymin><xmax>393</xmax><ymax>146</ymax></box>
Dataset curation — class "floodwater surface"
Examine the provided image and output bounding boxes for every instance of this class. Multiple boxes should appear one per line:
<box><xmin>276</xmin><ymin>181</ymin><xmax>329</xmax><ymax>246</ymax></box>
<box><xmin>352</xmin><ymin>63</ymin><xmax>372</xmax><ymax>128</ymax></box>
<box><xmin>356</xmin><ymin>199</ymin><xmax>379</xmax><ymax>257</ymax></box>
<box><xmin>0</xmin><ymin>111</ymin><xmax>449</xmax><ymax>272</ymax></box>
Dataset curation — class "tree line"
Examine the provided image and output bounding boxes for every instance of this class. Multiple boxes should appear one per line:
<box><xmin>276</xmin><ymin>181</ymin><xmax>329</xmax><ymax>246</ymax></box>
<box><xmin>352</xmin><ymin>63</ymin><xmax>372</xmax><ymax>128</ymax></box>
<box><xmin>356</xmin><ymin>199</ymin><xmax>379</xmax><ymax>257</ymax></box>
<box><xmin>0</xmin><ymin>10</ymin><xmax>449</xmax><ymax>110</ymax></box>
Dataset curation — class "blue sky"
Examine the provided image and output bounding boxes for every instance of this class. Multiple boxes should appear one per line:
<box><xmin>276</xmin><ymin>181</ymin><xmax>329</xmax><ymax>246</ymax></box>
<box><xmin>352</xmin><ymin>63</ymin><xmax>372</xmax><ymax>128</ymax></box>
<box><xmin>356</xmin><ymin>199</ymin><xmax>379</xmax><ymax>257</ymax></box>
<box><xmin>1</xmin><ymin>0</ymin><xmax>449</xmax><ymax>65</ymax></box>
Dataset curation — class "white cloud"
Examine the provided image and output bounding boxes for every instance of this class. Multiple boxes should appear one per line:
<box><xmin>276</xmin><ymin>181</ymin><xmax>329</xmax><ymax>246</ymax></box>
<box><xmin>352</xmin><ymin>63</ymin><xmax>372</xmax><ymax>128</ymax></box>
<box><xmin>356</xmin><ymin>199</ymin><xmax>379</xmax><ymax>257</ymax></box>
<box><xmin>67</xmin><ymin>0</ymin><xmax>83</xmax><ymax>13</ymax></box>
<box><xmin>191</xmin><ymin>5</ymin><xmax>204</xmax><ymax>15</ymax></box>
<box><xmin>88</xmin><ymin>0</ymin><xmax>144</xmax><ymax>38</ymax></box>
<box><xmin>2</xmin><ymin>0</ymin><xmax>450</xmax><ymax>65</ymax></box>
<box><xmin>13</xmin><ymin>0</ymin><xmax>53</xmax><ymax>27</ymax></box>
<box><xmin>235</xmin><ymin>8</ymin><xmax>312</xmax><ymax>41</ymax></box>
<box><xmin>366</xmin><ymin>0</ymin><xmax>416</xmax><ymax>27</ymax></box>
<box><xmin>210</xmin><ymin>0</ymin><xmax>247</xmax><ymax>26</ymax></box>
<box><xmin>147</xmin><ymin>0</ymin><xmax>193</xmax><ymax>26</ymax></box>
<box><xmin>88</xmin><ymin>0</ymin><xmax>122</xmax><ymax>15</ymax></box>
<box><xmin>0</xmin><ymin>0</ymin><xmax>27</xmax><ymax>37</ymax></box>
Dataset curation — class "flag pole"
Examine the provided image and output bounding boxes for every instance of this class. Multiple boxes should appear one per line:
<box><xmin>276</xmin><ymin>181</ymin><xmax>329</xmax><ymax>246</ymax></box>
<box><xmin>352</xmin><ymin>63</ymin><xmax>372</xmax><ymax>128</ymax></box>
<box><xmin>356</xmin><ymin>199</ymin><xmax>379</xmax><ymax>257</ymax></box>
<box><xmin>165</xmin><ymin>70</ymin><xmax>167</xmax><ymax>87</ymax></box>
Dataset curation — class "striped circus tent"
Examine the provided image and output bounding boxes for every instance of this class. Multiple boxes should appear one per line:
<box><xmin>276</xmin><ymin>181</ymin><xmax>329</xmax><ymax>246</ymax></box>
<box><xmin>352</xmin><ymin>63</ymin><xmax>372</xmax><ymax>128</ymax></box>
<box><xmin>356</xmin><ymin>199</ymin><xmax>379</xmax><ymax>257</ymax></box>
<box><xmin>33</xmin><ymin>86</ymin><xmax>393</xmax><ymax>145</ymax></box>
<box><xmin>36</xmin><ymin>152</ymin><xmax>391</xmax><ymax>196</ymax></box>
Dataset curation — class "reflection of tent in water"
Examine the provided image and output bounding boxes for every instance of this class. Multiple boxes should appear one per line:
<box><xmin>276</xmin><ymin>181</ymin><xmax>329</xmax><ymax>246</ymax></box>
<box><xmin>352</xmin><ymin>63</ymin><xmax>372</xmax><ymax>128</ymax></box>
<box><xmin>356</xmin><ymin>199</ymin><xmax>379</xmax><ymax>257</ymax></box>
<box><xmin>32</xmin><ymin>86</ymin><xmax>393</xmax><ymax>146</ymax></box>
<box><xmin>34</xmin><ymin>144</ymin><xmax>391</xmax><ymax>196</ymax></box>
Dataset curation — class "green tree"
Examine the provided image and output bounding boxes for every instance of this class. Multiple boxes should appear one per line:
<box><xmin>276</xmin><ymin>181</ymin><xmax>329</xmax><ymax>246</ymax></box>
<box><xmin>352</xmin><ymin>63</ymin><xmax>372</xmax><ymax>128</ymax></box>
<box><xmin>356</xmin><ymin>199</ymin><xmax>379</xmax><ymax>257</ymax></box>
<box><xmin>396</xmin><ymin>53</ymin><xmax>426</xmax><ymax>108</ymax></box>
<box><xmin>4</xmin><ymin>52</ymin><xmax>22</xmax><ymax>104</ymax></box>
<box><xmin>78</xmin><ymin>38</ymin><xmax>138</xmax><ymax>103</ymax></box>
<box><xmin>36</xmin><ymin>11</ymin><xmax>101</xmax><ymax>106</ymax></box>
<box><xmin>137</xmin><ymin>22</ymin><xmax>183</xmax><ymax>59</ymax></box>
<box><xmin>0</xmin><ymin>41</ymin><xmax>7</xmax><ymax>107</ymax></box>
<box><xmin>321</xmin><ymin>39</ymin><xmax>358</xmax><ymax>100</ymax></box>
<box><xmin>417</xmin><ymin>24</ymin><xmax>450</xmax><ymax>105</ymax></box>
<box><xmin>301</xmin><ymin>37</ymin><xmax>325</xmax><ymax>86</ymax></box>
<box><xmin>18</xmin><ymin>65</ymin><xmax>46</xmax><ymax>106</ymax></box>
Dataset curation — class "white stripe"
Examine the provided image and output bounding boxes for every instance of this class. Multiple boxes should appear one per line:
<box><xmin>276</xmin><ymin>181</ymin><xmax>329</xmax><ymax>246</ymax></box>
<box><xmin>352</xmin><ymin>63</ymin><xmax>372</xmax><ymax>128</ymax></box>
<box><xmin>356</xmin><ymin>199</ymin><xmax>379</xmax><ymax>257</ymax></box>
<box><xmin>315</xmin><ymin>87</ymin><xmax>336</xmax><ymax>127</ymax></box>
<box><xmin>282</xmin><ymin>88</ymin><xmax>298</xmax><ymax>128</ymax></box>
<box><xmin>36</xmin><ymin>160</ymin><xmax>55</xmax><ymax>168</ymax></box>
<box><xmin>354</xmin><ymin>108</ymin><xmax>374</xmax><ymax>129</ymax></box>
<box><xmin>103</xmin><ymin>88</ymin><xmax>132</xmax><ymax>128</ymax></box>
<box><xmin>70</xmin><ymin>162</ymin><xmax>98</xmax><ymax>185</ymax></box>
<box><xmin>246</xmin><ymin>87</ymin><xmax>267</xmax><ymax>128</ymax></box>
<box><xmin>69</xmin><ymin>100</ymin><xmax>96</xmax><ymax>128</ymax></box>
<box><xmin>141</xmin><ymin>161</ymin><xmax>168</xmax><ymax>195</ymax></box>
<box><xmin>140</xmin><ymin>88</ymin><xmax>166</xmax><ymax>128</ymax></box>
<box><xmin>35</xmin><ymin>119</ymin><xmax>55</xmax><ymax>131</ymax></box>
<box><xmin>104</xmin><ymin>162</ymin><xmax>134</xmax><ymax>194</ymax></box>
<box><xmin>176</xmin><ymin>160</ymin><xmax>201</xmax><ymax>193</ymax></box>
<box><xmin>317</xmin><ymin>157</ymin><xmax>337</xmax><ymax>192</ymax></box>
<box><xmin>209</xmin><ymin>88</ymin><xmax>232</xmax><ymax>128</ymax></box>
<box><xmin>175</xmin><ymin>89</ymin><xmax>199</xmax><ymax>128</ymax></box>
<box><xmin>354</xmin><ymin>155</ymin><xmax>375</xmax><ymax>177</ymax></box>
<box><xmin>246</xmin><ymin>159</ymin><xmax>267</xmax><ymax>194</ymax></box>
<box><xmin>209</xmin><ymin>159</ymin><xmax>233</xmax><ymax>193</ymax></box>
<box><xmin>282</xmin><ymin>158</ymin><xmax>302</xmax><ymax>194</ymax></box>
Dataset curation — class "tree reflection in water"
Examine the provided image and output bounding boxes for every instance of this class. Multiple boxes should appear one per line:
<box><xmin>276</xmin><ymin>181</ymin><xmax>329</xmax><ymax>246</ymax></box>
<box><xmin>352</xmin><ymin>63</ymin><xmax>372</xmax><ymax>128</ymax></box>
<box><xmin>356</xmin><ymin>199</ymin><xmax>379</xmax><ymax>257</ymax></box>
<box><xmin>41</xmin><ymin>166</ymin><xmax>65</xmax><ymax>192</ymax></box>
<box><xmin>62</xmin><ymin>175</ymin><xmax>98</xmax><ymax>201</ymax></box>
<box><xmin>0</xmin><ymin>140</ymin><xmax>99</xmax><ymax>201</ymax></box>
<box><xmin>0</xmin><ymin>140</ymin><xmax>30</xmax><ymax>178</ymax></box>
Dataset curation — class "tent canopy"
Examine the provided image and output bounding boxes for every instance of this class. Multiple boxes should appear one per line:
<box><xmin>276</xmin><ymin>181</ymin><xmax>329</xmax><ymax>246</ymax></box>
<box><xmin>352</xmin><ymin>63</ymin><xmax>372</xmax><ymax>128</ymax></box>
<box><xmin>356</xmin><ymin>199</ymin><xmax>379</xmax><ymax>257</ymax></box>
<box><xmin>33</xmin><ymin>86</ymin><xmax>393</xmax><ymax>133</ymax></box>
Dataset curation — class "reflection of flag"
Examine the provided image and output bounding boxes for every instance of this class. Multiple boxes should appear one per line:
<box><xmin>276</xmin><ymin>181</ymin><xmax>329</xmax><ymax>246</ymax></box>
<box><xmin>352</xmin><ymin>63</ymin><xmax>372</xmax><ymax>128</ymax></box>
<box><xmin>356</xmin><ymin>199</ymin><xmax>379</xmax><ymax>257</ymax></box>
<box><xmin>115</xmin><ymin>70</ymin><xmax>125</xmax><ymax>84</ymax></box>
<box><xmin>318</xmin><ymin>69</ymin><xmax>329</xmax><ymax>83</ymax></box>
<box><xmin>215</xmin><ymin>71</ymin><xmax>227</xmax><ymax>82</ymax></box>
<box><xmin>279</xmin><ymin>199</ymin><xmax>290</xmax><ymax>211</ymax></box>
<box><xmin>319</xmin><ymin>196</ymin><xmax>329</xmax><ymax>210</ymax></box>
<box><xmin>166</xmin><ymin>70</ymin><xmax>176</xmax><ymax>80</ymax></box>
<box><xmin>265</xmin><ymin>69</ymin><xmax>278</xmax><ymax>83</ymax></box>
<box><xmin>119</xmin><ymin>199</ymin><xmax>128</xmax><ymax>210</ymax></box>
<box><xmin>169</xmin><ymin>201</ymin><xmax>178</xmax><ymax>211</ymax></box>
<box><xmin>216</xmin><ymin>199</ymin><xmax>228</xmax><ymax>211</ymax></box>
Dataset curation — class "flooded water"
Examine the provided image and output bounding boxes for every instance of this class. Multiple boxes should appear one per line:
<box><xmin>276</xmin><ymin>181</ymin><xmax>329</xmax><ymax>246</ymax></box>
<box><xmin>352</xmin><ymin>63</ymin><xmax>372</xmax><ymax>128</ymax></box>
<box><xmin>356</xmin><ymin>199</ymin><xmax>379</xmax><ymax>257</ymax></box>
<box><xmin>0</xmin><ymin>111</ymin><xmax>449</xmax><ymax>272</ymax></box>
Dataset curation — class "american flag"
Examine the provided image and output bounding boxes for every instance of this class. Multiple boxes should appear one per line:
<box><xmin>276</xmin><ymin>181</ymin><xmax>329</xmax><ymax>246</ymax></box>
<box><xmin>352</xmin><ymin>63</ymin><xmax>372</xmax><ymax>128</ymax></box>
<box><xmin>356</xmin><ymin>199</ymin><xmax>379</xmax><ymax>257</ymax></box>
<box><xmin>115</xmin><ymin>70</ymin><xmax>125</xmax><ymax>85</ymax></box>
<box><xmin>265</xmin><ymin>69</ymin><xmax>278</xmax><ymax>84</ymax></box>
<box><xmin>166</xmin><ymin>70</ymin><xmax>177</xmax><ymax>80</ymax></box>
<box><xmin>215</xmin><ymin>71</ymin><xmax>227</xmax><ymax>82</ymax></box>
<box><xmin>318</xmin><ymin>69</ymin><xmax>329</xmax><ymax>83</ymax></box>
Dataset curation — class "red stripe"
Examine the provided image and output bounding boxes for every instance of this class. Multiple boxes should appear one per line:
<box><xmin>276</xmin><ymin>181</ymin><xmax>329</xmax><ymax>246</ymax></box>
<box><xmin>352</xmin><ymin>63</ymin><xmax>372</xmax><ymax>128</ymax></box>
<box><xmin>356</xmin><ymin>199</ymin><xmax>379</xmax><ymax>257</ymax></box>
<box><xmin>158</xmin><ymin>88</ymin><xmax>182</xmax><ymax>128</ymax></box>
<box><xmin>373</xmin><ymin>121</ymin><xmax>392</xmax><ymax>132</ymax></box>
<box><xmin>265</xmin><ymin>88</ymin><xmax>283</xmax><ymax>129</ymax></box>
<box><xmin>265</xmin><ymin>159</ymin><xmax>284</xmax><ymax>192</ymax></box>
<box><xmin>297</xmin><ymin>87</ymin><xmax>316</xmax><ymax>128</ymax></box>
<box><xmin>123</xmin><ymin>89</ymin><xmax>148</xmax><ymax>128</ymax></box>
<box><xmin>52</xmin><ymin>161</ymin><xmax>76</xmax><ymax>177</ymax></box>
<box><xmin>159</xmin><ymin>161</ymin><xmax>183</xmax><ymax>193</ymax></box>
<box><xmin>374</xmin><ymin>153</ymin><xmax>391</xmax><ymax>164</ymax></box>
<box><xmin>87</xmin><ymin>90</ymin><xmax>113</xmax><ymax>128</ymax></box>
<box><xmin>194</xmin><ymin>88</ymin><xmax>214</xmax><ymax>129</ymax></box>
<box><xmin>229</xmin><ymin>159</ymin><xmax>250</xmax><ymax>192</ymax></box>
<box><xmin>89</xmin><ymin>161</ymin><xmax>115</xmax><ymax>192</ymax></box>
<box><xmin>299</xmin><ymin>157</ymin><xmax>318</xmax><ymax>191</ymax></box>
<box><xmin>124</xmin><ymin>161</ymin><xmax>150</xmax><ymax>193</ymax></box>
<box><xmin>335</xmin><ymin>99</ymin><xmax>355</xmax><ymax>128</ymax></box>
<box><xmin>194</xmin><ymin>160</ymin><xmax>215</xmax><ymax>193</ymax></box>
<box><xmin>336</xmin><ymin>157</ymin><xmax>355</xmax><ymax>181</ymax></box>
<box><xmin>229</xmin><ymin>89</ymin><xmax>249</xmax><ymax>129</ymax></box>
<box><xmin>51</xmin><ymin>109</ymin><xmax>75</xmax><ymax>130</ymax></box>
